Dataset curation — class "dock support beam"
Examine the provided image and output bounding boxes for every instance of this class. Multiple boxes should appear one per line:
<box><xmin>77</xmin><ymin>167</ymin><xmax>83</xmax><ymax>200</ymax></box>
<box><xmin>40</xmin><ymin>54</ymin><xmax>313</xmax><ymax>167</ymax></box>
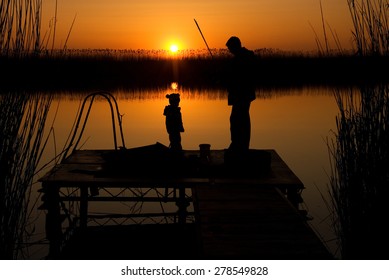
<box><xmin>44</xmin><ymin>184</ymin><xmax>62</xmax><ymax>259</ymax></box>
<box><xmin>176</xmin><ymin>186</ymin><xmax>190</xmax><ymax>224</ymax></box>
<box><xmin>80</xmin><ymin>187</ymin><xmax>89</xmax><ymax>229</ymax></box>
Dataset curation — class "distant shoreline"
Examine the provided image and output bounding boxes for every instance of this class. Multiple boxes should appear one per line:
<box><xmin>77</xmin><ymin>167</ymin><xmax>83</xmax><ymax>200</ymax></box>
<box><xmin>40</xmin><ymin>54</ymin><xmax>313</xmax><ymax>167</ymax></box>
<box><xmin>1</xmin><ymin>49</ymin><xmax>388</xmax><ymax>92</ymax></box>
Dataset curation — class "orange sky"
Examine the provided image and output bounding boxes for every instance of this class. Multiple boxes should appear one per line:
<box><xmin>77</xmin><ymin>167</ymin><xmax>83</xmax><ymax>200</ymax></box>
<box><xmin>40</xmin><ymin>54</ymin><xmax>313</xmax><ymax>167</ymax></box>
<box><xmin>42</xmin><ymin>0</ymin><xmax>354</xmax><ymax>52</ymax></box>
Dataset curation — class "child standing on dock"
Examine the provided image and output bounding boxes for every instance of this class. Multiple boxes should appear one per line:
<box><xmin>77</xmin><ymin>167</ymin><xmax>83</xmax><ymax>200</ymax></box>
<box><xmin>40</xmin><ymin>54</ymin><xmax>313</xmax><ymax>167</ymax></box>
<box><xmin>164</xmin><ymin>93</ymin><xmax>185</xmax><ymax>151</ymax></box>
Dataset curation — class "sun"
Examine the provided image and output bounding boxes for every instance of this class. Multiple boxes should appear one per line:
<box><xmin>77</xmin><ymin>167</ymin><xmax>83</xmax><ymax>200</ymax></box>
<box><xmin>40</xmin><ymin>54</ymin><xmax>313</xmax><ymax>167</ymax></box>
<box><xmin>170</xmin><ymin>44</ymin><xmax>179</xmax><ymax>53</ymax></box>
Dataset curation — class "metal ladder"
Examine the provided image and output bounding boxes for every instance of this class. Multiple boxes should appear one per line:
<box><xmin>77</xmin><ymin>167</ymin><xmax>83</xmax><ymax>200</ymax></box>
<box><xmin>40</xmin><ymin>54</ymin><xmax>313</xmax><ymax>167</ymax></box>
<box><xmin>61</xmin><ymin>91</ymin><xmax>126</xmax><ymax>162</ymax></box>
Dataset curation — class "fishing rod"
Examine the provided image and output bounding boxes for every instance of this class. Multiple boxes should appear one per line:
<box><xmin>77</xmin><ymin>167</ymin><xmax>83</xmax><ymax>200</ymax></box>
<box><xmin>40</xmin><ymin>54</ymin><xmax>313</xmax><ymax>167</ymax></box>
<box><xmin>194</xmin><ymin>18</ymin><xmax>213</xmax><ymax>58</ymax></box>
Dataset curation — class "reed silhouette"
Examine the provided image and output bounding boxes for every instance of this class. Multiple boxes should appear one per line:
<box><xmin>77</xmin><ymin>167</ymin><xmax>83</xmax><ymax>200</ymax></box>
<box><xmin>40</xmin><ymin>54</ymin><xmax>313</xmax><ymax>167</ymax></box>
<box><xmin>327</xmin><ymin>0</ymin><xmax>389</xmax><ymax>259</ymax></box>
<box><xmin>1</xmin><ymin>49</ymin><xmax>388</xmax><ymax>92</ymax></box>
<box><xmin>0</xmin><ymin>1</ymin><xmax>54</xmax><ymax>259</ymax></box>
<box><xmin>0</xmin><ymin>0</ymin><xmax>42</xmax><ymax>57</ymax></box>
<box><xmin>0</xmin><ymin>93</ymin><xmax>52</xmax><ymax>259</ymax></box>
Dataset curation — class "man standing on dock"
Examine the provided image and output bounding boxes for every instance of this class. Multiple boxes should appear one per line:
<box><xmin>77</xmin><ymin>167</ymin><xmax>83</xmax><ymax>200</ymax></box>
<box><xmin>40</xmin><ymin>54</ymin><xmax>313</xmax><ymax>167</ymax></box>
<box><xmin>225</xmin><ymin>36</ymin><xmax>256</xmax><ymax>152</ymax></box>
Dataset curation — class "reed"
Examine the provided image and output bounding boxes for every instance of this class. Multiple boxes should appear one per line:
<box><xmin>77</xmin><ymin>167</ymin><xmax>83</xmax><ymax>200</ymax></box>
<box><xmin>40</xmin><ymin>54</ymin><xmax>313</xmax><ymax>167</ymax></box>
<box><xmin>328</xmin><ymin>0</ymin><xmax>389</xmax><ymax>259</ymax></box>
<box><xmin>0</xmin><ymin>92</ymin><xmax>52</xmax><ymax>259</ymax></box>
<box><xmin>0</xmin><ymin>0</ymin><xmax>53</xmax><ymax>259</ymax></box>
<box><xmin>347</xmin><ymin>0</ymin><xmax>389</xmax><ymax>56</ymax></box>
<box><xmin>1</xmin><ymin>48</ymin><xmax>387</xmax><ymax>93</ymax></box>
<box><xmin>0</xmin><ymin>0</ymin><xmax>43</xmax><ymax>56</ymax></box>
<box><xmin>329</xmin><ymin>85</ymin><xmax>389</xmax><ymax>258</ymax></box>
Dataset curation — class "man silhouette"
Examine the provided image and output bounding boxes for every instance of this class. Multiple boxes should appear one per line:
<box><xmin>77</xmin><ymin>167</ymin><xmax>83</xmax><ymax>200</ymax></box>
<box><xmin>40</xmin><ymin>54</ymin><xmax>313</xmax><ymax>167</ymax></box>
<box><xmin>225</xmin><ymin>36</ymin><xmax>256</xmax><ymax>152</ymax></box>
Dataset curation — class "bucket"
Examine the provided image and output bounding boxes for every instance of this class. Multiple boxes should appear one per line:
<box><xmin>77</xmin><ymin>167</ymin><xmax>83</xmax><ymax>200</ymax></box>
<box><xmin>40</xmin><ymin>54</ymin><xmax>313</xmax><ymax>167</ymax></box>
<box><xmin>199</xmin><ymin>143</ymin><xmax>211</xmax><ymax>161</ymax></box>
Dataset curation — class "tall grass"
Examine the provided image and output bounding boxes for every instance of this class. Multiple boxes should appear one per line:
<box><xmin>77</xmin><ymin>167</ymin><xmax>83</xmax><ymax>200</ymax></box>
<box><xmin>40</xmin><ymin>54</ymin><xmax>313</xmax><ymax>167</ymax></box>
<box><xmin>329</xmin><ymin>85</ymin><xmax>389</xmax><ymax>258</ymax></box>
<box><xmin>347</xmin><ymin>0</ymin><xmax>389</xmax><ymax>56</ymax></box>
<box><xmin>0</xmin><ymin>0</ymin><xmax>53</xmax><ymax>259</ymax></box>
<box><xmin>0</xmin><ymin>93</ymin><xmax>52</xmax><ymax>259</ymax></box>
<box><xmin>328</xmin><ymin>0</ymin><xmax>389</xmax><ymax>259</ymax></box>
<box><xmin>0</xmin><ymin>0</ymin><xmax>43</xmax><ymax>56</ymax></box>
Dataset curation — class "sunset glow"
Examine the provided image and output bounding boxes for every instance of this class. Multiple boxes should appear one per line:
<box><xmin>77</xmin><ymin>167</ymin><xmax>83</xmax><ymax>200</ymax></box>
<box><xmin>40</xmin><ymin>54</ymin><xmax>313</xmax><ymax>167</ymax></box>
<box><xmin>171</xmin><ymin>82</ymin><xmax>178</xmax><ymax>90</ymax></box>
<box><xmin>41</xmin><ymin>0</ymin><xmax>354</xmax><ymax>52</ymax></box>
<box><xmin>170</xmin><ymin>44</ymin><xmax>179</xmax><ymax>53</ymax></box>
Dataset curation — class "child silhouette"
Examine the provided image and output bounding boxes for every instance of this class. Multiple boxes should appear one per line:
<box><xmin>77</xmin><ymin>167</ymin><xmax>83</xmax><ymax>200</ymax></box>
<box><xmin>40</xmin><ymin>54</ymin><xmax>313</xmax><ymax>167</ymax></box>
<box><xmin>163</xmin><ymin>93</ymin><xmax>184</xmax><ymax>151</ymax></box>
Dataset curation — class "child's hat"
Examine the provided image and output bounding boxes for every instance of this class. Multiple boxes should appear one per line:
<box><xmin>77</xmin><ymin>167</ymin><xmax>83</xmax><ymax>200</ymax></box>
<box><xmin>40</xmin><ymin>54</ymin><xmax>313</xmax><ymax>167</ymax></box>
<box><xmin>166</xmin><ymin>93</ymin><xmax>180</xmax><ymax>102</ymax></box>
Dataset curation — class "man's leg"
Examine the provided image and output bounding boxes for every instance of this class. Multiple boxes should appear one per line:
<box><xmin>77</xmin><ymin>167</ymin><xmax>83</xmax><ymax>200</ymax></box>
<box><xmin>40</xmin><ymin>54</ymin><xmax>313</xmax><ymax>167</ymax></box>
<box><xmin>229</xmin><ymin>102</ymin><xmax>251</xmax><ymax>150</ymax></box>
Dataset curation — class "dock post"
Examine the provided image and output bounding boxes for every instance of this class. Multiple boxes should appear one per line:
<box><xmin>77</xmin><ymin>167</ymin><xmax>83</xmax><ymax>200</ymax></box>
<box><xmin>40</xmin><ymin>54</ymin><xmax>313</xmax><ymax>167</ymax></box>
<box><xmin>286</xmin><ymin>187</ymin><xmax>302</xmax><ymax>209</ymax></box>
<box><xmin>176</xmin><ymin>186</ymin><xmax>189</xmax><ymax>224</ymax></box>
<box><xmin>44</xmin><ymin>184</ymin><xmax>62</xmax><ymax>258</ymax></box>
<box><xmin>80</xmin><ymin>187</ymin><xmax>89</xmax><ymax>229</ymax></box>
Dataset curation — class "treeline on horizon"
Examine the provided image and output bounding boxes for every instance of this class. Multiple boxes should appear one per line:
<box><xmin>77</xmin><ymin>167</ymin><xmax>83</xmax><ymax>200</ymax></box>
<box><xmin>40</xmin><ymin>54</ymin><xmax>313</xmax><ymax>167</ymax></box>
<box><xmin>1</xmin><ymin>48</ymin><xmax>388</xmax><ymax>92</ymax></box>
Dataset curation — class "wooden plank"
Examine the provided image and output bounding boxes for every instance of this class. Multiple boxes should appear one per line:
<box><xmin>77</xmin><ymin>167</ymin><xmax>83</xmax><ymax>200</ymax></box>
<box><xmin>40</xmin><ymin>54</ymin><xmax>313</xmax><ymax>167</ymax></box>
<box><xmin>40</xmin><ymin>149</ymin><xmax>303</xmax><ymax>189</ymax></box>
<box><xmin>62</xmin><ymin>150</ymin><xmax>108</xmax><ymax>164</ymax></box>
<box><xmin>192</xmin><ymin>186</ymin><xmax>333</xmax><ymax>259</ymax></box>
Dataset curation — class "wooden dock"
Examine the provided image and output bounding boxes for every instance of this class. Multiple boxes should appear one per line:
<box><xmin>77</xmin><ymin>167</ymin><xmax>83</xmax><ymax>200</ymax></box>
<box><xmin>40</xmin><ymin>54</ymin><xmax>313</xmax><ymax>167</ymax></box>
<box><xmin>193</xmin><ymin>186</ymin><xmax>331</xmax><ymax>259</ymax></box>
<box><xmin>38</xmin><ymin>143</ymin><xmax>332</xmax><ymax>259</ymax></box>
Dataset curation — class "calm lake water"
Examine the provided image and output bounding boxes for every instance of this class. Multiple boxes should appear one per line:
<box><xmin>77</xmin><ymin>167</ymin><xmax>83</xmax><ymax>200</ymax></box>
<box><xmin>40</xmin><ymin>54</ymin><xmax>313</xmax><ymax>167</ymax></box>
<box><xmin>30</xmin><ymin>85</ymin><xmax>341</xmax><ymax>259</ymax></box>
